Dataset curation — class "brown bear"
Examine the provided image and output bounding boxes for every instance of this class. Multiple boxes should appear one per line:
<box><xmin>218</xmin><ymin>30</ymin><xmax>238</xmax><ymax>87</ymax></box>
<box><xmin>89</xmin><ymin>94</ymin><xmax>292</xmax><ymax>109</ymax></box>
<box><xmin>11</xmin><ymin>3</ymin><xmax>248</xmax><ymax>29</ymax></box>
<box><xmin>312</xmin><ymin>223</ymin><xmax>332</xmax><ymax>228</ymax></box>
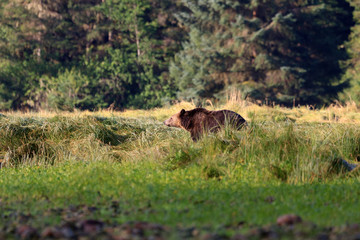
<box><xmin>163</xmin><ymin>108</ymin><xmax>247</xmax><ymax>141</ymax></box>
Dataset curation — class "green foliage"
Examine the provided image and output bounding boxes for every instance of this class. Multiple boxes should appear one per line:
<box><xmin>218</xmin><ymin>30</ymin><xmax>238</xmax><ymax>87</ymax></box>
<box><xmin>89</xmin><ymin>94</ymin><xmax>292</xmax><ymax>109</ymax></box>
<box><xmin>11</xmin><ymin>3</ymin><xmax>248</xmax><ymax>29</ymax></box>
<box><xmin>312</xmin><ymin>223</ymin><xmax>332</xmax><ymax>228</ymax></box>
<box><xmin>202</xmin><ymin>165</ymin><xmax>225</xmax><ymax>180</ymax></box>
<box><xmin>0</xmin><ymin>62</ymin><xmax>27</xmax><ymax>109</ymax></box>
<box><xmin>340</xmin><ymin>0</ymin><xmax>360</xmax><ymax>103</ymax></box>
<box><xmin>165</xmin><ymin>145</ymin><xmax>200</xmax><ymax>170</ymax></box>
<box><xmin>0</xmin><ymin>0</ymin><xmax>359</xmax><ymax>110</ymax></box>
<box><xmin>171</xmin><ymin>0</ymin><xmax>354</xmax><ymax>106</ymax></box>
<box><xmin>0</xmin><ymin>0</ymin><xmax>184</xmax><ymax>111</ymax></box>
<box><xmin>44</xmin><ymin>69</ymin><xmax>91</xmax><ymax>111</ymax></box>
<box><xmin>95</xmin><ymin>0</ymin><xmax>179</xmax><ymax>108</ymax></box>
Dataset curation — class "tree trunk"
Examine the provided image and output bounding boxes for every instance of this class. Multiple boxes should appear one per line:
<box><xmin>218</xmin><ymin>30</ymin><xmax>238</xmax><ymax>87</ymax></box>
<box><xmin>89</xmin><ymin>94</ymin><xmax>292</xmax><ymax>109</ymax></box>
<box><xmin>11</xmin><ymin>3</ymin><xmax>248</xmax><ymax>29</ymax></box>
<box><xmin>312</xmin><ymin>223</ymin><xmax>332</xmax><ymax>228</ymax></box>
<box><xmin>134</xmin><ymin>15</ymin><xmax>141</xmax><ymax>58</ymax></box>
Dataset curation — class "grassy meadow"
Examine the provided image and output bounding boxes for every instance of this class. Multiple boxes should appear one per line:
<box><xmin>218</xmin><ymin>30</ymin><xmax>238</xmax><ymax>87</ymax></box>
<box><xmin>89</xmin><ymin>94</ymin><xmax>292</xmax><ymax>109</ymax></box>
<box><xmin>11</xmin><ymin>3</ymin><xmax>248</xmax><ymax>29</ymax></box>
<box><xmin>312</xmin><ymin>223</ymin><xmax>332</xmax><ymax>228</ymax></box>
<box><xmin>1</xmin><ymin>99</ymin><xmax>360</xmax><ymax>239</ymax></box>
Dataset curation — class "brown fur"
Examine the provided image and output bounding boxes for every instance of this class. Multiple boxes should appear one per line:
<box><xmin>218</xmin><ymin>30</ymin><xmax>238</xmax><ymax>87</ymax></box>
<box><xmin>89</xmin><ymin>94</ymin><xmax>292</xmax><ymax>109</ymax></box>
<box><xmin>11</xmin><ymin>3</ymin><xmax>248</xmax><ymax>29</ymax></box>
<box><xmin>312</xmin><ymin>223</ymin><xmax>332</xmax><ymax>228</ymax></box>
<box><xmin>163</xmin><ymin>108</ymin><xmax>247</xmax><ymax>141</ymax></box>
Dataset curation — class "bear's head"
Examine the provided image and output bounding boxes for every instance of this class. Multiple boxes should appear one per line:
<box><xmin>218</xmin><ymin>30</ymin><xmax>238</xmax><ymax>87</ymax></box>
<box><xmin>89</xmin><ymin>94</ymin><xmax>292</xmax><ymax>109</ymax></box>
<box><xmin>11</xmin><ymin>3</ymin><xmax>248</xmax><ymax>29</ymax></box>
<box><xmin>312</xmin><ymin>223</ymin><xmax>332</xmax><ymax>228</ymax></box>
<box><xmin>163</xmin><ymin>109</ymin><xmax>185</xmax><ymax>128</ymax></box>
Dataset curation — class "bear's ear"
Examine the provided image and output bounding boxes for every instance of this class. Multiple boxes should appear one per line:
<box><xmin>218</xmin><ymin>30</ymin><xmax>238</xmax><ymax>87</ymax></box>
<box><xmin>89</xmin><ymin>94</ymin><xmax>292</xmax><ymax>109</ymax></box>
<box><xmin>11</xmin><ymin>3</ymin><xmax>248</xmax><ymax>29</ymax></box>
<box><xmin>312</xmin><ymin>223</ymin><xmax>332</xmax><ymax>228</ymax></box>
<box><xmin>180</xmin><ymin>109</ymin><xmax>185</xmax><ymax>116</ymax></box>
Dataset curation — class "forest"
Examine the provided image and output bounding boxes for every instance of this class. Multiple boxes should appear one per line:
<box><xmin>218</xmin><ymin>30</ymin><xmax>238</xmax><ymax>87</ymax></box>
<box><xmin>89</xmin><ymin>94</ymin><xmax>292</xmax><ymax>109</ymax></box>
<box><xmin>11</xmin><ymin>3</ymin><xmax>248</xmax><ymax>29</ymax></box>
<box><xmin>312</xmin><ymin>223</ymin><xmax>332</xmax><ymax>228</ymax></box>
<box><xmin>2</xmin><ymin>1</ymin><xmax>360</xmax><ymax>238</ymax></box>
<box><xmin>1</xmin><ymin>0</ymin><xmax>360</xmax><ymax>111</ymax></box>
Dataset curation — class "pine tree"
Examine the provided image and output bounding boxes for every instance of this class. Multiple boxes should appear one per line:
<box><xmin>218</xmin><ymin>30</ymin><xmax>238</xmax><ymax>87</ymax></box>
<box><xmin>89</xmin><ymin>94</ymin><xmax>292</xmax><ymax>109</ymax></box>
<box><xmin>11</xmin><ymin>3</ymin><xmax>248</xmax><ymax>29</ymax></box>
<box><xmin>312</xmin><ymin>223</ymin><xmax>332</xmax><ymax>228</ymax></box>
<box><xmin>341</xmin><ymin>0</ymin><xmax>360</xmax><ymax>103</ymax></box>
<box><xmin>94</xmin><ymin>0</ymin><xmax>182</xmax><ymax>108</ymax></box>
<box><xmin>0</xmin><ymin>0</ymin><xmax>45</xmax><ymax>110</ymax></box>
<box><xmin>171</xmin><ymin>0</ymin><xmax>354</xmax><ymax>106</ymax></box>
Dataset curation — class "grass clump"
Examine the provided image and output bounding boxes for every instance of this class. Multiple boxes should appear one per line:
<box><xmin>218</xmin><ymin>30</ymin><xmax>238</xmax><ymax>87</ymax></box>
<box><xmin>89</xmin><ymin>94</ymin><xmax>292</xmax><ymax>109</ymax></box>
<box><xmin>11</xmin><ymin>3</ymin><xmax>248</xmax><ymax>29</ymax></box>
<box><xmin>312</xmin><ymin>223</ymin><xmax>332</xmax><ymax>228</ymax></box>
<box><xmin>0</xmin><ymin>116</ymin><xmax>147</xmax><ymax>166</ymax></box>
<box><xmin>165</xmin><ymin>146</ymin><xmax>200</xmax><ymax>170</ymax></box>
<box><xmin>202</xmin><ymin>165</ymin><xmax>225</xmax><ymax>180</ymax></box>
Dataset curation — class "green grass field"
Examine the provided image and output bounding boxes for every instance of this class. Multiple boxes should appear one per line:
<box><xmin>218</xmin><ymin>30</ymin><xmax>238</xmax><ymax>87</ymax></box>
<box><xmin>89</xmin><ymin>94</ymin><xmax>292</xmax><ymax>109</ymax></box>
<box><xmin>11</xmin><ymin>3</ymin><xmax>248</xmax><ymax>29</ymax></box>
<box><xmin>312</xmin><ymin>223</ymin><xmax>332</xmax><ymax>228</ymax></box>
<box><xmin>1</xmin><ymin>102</ymin><xmax>360</xmax><ymax>239</ymax></box>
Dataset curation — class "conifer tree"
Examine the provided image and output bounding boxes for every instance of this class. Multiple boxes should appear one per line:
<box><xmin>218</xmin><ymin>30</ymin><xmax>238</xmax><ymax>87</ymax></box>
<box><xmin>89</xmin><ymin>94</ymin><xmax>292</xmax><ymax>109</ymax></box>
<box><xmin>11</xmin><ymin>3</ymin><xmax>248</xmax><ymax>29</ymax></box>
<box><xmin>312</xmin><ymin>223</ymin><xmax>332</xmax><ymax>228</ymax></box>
<box><xmin>0</xmin><ymin>0</ymin><xmax>45</xmax><ymax>109</ymax></box>
<box><xmin>94</xmin><ymin>0</ymin><xmax>185</xmax><ymax>108</ymax></box>
<box><xmin>341</xmin><ymin>0</ymin><xmax>360</xmax><ymax>103</ymax></box>
<box><xmin>171</xmin><ymin>0</ymin><xmax>354</xmax><ymax>106</ymax></box>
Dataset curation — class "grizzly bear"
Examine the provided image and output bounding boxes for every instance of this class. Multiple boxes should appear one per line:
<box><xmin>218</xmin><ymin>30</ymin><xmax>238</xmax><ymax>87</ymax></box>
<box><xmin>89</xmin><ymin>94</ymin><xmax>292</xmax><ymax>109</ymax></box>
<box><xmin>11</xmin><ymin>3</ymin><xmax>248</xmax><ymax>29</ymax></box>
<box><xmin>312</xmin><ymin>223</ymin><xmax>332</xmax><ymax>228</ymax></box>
<box><xmin>163</xmin><ymin>108</ymin><xmax>247</xmax><ymax>141</ymax></box>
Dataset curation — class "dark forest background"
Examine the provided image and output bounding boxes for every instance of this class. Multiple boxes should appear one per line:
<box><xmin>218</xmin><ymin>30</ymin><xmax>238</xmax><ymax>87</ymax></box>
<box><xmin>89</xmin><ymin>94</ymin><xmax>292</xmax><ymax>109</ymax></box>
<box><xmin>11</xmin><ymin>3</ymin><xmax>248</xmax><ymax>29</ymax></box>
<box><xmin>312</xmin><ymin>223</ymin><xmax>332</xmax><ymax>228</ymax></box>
<box><xmin>1</xmin><ymin>0</ymin><xmax>360</xmax><ymax>111</ymax></box>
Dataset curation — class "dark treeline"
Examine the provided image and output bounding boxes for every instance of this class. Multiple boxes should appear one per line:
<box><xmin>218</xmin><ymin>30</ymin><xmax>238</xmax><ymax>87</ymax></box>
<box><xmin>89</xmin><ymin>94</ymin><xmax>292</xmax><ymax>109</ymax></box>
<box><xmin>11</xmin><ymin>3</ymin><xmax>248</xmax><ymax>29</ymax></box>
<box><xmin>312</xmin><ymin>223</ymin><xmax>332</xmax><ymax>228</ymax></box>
<box><xmin>0</xmin><ymin>0</ymin><xmax>359</xmax><ymax>111</ymax></box>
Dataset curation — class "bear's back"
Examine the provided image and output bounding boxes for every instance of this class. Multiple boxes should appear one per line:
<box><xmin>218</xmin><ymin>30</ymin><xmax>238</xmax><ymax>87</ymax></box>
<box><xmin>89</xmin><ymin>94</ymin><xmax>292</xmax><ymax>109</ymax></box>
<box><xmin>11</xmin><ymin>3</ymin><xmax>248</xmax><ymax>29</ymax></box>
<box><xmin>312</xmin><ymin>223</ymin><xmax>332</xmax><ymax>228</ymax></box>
<box><xmin>209</xmin><ymin>109</ymin><xmax>246</xmax><ymax>130</ymax></box>
<box><xmin>184</xmin><ymin>108</ymin><xmax>246</xmax><ymax>130</ymax></box>
<box><xmin>179</xmin><ymin>108</ymin><xmax>247</xmax><ymax>141</ymax></box>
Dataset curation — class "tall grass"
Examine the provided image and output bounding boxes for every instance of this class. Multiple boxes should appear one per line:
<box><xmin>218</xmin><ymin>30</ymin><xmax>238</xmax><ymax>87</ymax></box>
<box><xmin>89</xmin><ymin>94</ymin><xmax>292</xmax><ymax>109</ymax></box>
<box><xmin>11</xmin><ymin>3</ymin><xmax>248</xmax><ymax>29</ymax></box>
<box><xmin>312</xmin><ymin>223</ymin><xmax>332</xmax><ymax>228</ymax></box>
<box><xmin>1</xmin><ymin>103</ymin><xmax>360</xmax><ymax>232</ymax></box>
<box><xmin>1</xmin><ymin>104</ymin><xmax>359</xmax><ymax>183</ymax></box>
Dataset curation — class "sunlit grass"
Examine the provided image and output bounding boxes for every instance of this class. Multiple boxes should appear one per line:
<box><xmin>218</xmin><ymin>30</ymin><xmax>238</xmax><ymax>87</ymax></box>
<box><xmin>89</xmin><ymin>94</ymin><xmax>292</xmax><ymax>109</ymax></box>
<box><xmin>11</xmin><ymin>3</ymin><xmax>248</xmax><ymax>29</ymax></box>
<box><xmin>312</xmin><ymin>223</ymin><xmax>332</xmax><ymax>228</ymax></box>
<box><xmin>2</xmin><ymin>100</ymin><xmax>360</xmax><ymax>123</ymax></box>
<box><xmin>0</xmin><ymin>161</ymin><xmax>360</xmax><ymax>228</ymax></box>
<box><xmin>1</xmin><ymin>101</ymin><xmax>360</xmax><ymax>232</ymax></box>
